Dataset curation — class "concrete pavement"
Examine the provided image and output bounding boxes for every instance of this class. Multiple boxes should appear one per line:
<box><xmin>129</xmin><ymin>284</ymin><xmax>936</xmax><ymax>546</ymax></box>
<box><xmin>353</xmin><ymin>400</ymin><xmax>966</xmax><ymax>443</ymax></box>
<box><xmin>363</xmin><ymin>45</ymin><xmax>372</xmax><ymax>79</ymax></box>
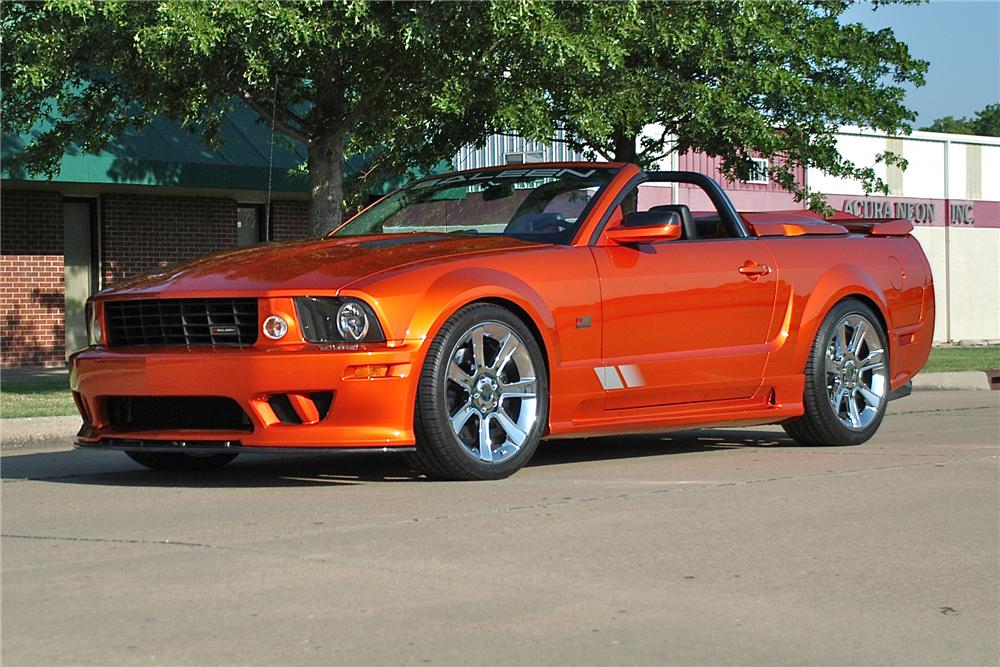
<box><xmin>2</xmin><ymin>390</ymin><xmax>998</xmax><ymax>665</ymax></box>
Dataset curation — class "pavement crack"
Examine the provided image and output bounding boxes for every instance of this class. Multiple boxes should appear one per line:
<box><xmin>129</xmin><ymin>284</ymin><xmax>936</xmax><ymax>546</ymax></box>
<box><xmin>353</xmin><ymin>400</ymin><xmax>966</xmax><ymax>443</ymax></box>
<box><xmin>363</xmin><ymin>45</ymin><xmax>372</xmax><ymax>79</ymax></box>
<box><xmin>1</xmin><ymin>533</ymin><xmax>213</xmax><ymax>549</ymax></box>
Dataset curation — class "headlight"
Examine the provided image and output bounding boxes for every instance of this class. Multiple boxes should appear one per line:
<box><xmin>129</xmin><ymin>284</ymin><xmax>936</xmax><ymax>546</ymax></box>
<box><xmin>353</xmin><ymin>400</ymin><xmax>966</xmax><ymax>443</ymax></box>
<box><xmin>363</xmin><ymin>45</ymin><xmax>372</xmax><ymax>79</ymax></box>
<box><xmin>87</xmin><ymin>303</ymin><xmax>103</xmax><ymax>345</ymax></box>
<box><xmin>295</xmin><ymin>297</ymin><xmax>385</xmax><ymax>343</ymax></box>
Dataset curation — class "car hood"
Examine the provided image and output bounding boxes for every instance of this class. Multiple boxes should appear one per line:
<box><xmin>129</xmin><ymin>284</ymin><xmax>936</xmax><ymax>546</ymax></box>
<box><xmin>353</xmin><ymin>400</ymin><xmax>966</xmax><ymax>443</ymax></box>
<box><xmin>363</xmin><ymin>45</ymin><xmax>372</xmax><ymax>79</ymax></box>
<box><xmin>97</xmin><ymin>234</ymin><xmax>544</xmax><ymax>297</ymax></box>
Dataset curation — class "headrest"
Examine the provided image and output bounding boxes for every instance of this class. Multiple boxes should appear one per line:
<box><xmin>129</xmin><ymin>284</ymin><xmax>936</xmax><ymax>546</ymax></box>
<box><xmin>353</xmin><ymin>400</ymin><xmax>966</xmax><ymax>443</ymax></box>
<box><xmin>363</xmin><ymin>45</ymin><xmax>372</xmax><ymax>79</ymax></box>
<box><xmin>622</xmin><ymin>210</ymin><xmax>681</xmax><ymax>228</ymax></box>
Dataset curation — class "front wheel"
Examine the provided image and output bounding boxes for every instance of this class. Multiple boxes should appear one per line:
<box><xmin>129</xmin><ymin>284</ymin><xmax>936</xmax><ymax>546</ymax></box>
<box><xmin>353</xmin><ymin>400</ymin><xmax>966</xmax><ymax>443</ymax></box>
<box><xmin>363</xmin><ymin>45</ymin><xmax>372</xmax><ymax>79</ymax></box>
<box><xmin>411</xmin><ymin>304</ymin><xmax>548</xmax><ymax>480</ymax></box>
<box><xmin>783</xmin><ymin>299</ymin><xmax>889</xmax><ymax>446</ymax></box>
<box><xmin>124</xmin><ymin>451</ymin><xmax>239</xmax><ymax>471</ymax></box>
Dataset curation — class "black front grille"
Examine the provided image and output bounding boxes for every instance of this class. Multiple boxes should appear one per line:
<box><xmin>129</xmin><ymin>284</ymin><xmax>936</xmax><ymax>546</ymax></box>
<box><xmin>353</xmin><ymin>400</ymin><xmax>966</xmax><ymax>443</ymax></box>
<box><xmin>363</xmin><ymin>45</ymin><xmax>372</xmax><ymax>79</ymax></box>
<box><xmin>105</xmin><ymin>298</ymin><xmax>258</xmax><ymax>347</ymax></box>
<box><xmin>105</xmin><ymin>396</ymin><xmax>254</xmax><ymax>432</ymax></box>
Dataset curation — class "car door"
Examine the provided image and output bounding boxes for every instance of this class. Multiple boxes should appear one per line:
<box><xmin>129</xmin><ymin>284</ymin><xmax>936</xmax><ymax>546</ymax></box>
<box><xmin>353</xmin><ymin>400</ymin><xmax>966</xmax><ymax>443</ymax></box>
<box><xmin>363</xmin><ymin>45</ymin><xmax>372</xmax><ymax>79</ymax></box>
<box><xmin>591</xmin><ymin>177</ymin><xmax>778</xmax><ymax>409</ymax></box>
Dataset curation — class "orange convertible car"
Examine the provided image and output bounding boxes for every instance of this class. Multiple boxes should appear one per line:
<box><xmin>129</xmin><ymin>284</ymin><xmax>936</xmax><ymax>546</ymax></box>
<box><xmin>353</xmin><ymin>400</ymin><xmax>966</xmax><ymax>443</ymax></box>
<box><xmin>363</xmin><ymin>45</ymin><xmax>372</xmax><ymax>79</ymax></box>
<box><xmin>72</xmin><ymin>163</ymin><xmax>934</xmax><ymax>479</ymax></box>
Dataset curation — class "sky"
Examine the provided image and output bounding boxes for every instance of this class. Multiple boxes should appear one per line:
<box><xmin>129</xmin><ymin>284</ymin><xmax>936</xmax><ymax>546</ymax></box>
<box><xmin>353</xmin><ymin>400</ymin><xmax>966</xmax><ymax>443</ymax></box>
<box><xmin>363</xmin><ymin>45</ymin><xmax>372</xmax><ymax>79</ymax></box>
<box><xmin>841</xmin><ymin>0</ymin><xmax>1000</xmax><ymax>127</ymax></box>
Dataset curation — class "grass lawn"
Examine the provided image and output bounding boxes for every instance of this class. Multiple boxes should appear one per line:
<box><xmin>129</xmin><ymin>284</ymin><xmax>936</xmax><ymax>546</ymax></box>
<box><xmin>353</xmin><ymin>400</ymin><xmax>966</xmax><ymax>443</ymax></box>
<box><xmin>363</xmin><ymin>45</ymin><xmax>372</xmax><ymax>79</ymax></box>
<box><xmin>923</xmin><ymin>346</ymin><xmax>1000</xmax><ymax>373</ymax></box>
<box><xmin>1</xmin><ymin>346</ymin><xmax>997</xmax><ymax>419</ymax></box>
<box><xmin>1</xmin><ymin>378</ymin><xmax>76</xmax><ymax>419</ymax></box>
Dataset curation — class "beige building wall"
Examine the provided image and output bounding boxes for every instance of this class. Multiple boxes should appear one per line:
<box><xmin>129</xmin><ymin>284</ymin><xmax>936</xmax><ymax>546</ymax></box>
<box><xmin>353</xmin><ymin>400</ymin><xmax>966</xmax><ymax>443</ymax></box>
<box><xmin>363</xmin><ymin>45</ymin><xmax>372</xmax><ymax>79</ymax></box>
<box><xmin>811</xmin><ymin>129</ymin><xmax>1000</xmax><ymax>343</ymax></box>
<box><xmin>944</xmin><ymin>228</ymin><xmax>1000</xmax><ymax>342</ymax></box>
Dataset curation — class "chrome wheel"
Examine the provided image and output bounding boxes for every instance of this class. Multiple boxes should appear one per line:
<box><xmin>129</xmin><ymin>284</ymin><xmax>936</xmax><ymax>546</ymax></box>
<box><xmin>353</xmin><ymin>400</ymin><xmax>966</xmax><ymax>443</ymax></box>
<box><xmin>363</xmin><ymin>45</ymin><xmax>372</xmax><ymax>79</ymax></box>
<box><xmin>444</xmin><ymin>321</ymin><xmax>538</xmax><ymax>464</ymax></box>
<box><xmin>825</xmin><ymin>314</ymin><xmax>886</xmax><ymax>430</ymax></box>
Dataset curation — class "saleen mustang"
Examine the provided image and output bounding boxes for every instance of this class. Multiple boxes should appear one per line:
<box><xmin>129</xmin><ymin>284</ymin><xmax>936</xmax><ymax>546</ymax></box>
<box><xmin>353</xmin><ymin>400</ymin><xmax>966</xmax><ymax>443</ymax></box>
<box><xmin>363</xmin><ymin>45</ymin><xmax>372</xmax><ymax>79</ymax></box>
<box><xmin>72</xmin><ymin>162</ymin><xmax>934</xmax><ymax>480</ymax></box>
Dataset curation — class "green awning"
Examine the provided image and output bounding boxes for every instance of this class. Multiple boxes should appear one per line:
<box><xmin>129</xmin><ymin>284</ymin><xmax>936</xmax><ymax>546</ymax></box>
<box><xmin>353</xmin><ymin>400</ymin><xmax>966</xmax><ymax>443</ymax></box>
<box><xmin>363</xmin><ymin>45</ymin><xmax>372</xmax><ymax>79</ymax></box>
<box><xmin>2</xmin><ymin>102</ymin><xmax>453</xmax><ymax>194</ymax></box>
<box><xmin>2</xmin><ymin>103</ymin><xmax>310</xmax><ymax>192</ymax></box>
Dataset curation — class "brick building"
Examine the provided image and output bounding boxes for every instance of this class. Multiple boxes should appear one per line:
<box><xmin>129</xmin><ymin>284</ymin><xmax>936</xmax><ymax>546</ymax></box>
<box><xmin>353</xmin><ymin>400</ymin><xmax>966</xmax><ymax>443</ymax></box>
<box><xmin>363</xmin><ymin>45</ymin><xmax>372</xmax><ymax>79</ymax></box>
<box><xmin>2</xmin><ymin>105</ymin><xmax>311</xmax><ymax>368</ymax></box>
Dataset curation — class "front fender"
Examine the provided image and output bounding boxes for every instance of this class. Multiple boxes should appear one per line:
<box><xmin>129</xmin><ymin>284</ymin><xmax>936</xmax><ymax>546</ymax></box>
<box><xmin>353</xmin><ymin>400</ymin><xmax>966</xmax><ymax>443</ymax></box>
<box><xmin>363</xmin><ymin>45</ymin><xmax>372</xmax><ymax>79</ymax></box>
<box><xmin>408</xmin><ymin>268</ymin><xmax>560</xmax><ymax>365</ymax></box>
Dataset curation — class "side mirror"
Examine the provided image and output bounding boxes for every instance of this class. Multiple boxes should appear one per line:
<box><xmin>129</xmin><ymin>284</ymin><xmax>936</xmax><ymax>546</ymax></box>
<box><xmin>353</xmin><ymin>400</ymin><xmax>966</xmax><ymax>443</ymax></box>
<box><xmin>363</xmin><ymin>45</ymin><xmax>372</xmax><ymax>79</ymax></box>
<box><xmin>606</xmin><ymin>210</ymin><xmax>683</xmax><ymax>245</ymax></box>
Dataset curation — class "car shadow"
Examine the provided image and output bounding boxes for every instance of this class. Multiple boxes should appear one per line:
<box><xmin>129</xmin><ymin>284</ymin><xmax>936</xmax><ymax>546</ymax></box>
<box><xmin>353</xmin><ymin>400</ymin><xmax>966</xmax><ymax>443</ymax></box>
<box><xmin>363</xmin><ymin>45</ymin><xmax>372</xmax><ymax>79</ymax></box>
<box><xmin>1</xmin><ymin>428</ymin><xmax>798</xmax><ymax>488</ymax></box>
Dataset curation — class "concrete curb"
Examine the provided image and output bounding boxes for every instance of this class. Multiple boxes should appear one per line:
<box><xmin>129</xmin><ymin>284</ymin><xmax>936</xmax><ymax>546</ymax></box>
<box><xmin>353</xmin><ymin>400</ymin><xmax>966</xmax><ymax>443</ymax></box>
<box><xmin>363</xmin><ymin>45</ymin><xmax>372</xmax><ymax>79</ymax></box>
<box><xmin>911</xmin><ymin>371</ymin><xmax>994</xmax><ymax>391</ymax></box>
<box><xmin>1</xmin><ymin>416</ymin><xmax>81</xmax><ymax>450</ymax></box>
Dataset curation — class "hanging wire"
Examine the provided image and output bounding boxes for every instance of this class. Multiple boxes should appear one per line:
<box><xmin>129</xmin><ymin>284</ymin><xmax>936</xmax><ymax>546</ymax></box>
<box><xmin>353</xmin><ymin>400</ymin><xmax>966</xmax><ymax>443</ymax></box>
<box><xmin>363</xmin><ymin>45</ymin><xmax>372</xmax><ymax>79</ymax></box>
<box><xmin>265</xmin><ymin>75</ymin><xmax>278</xmax><ymax>240</ymax></box>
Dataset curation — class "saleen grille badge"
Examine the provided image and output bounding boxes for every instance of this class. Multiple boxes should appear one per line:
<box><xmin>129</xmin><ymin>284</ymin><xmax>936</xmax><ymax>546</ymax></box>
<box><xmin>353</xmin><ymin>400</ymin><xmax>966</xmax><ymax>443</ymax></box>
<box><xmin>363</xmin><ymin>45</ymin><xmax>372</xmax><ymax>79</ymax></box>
<box><xmin>210</xmin><ymin>325</ymin><xmax>238</xmax><ymax>335</ymax></box>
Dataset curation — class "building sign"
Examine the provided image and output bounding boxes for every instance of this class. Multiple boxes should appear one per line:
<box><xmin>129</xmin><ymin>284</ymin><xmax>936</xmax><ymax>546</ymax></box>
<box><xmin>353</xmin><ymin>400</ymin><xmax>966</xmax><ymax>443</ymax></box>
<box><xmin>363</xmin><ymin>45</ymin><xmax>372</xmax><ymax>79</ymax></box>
<box><xmin>837</xmin><ymin>197</ymin><xmax>977</xmax><ymax>226</ymax></box>
<box><xmin>949</xmin><ymin>203</ymin><xmax>975</xmax><ymax>225</ymax></box>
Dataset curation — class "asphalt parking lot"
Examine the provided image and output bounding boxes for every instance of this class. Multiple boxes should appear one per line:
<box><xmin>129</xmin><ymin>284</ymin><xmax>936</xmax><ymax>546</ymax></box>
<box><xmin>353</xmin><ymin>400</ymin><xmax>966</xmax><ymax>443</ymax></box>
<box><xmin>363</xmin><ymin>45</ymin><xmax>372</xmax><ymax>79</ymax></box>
<box><xmin>2</xmin><ymin>390</ymin><xmax>998</xmax><ymax>666</ymax></box>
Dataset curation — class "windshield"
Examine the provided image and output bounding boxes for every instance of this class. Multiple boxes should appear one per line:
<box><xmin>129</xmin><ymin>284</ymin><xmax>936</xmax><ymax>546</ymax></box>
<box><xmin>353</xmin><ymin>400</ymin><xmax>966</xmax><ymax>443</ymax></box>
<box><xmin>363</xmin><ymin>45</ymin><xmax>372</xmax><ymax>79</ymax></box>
<box><xmin>331</xmin><ymin>166</ymin><xmax>619</xmax><ymax>245</ymax></box>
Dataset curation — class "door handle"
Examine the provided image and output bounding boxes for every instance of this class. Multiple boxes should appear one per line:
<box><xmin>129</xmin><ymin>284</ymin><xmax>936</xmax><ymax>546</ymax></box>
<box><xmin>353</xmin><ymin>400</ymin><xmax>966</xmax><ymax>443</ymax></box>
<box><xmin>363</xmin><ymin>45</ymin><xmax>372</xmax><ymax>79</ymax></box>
<box><xmin>738</xmin><ymin>262</ymin><xmax>771</xmax><ymax>277</ymax></box>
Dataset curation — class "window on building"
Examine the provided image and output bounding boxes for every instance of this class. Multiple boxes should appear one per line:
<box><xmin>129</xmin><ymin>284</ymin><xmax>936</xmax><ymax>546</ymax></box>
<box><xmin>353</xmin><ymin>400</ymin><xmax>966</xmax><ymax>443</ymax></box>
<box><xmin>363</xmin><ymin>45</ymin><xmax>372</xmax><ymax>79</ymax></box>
<box><xmin>744</xmin><ymin>158</ymin><xmax>769</xmax><ymax>184</ymax></box>
<box><xmin>505</xmin><ymin>151</ymin><xmax>545</xmax><ymax>165</ymax></box>
<box><xmin>237</xmin><ymin>204</ymin><xmax>267</xmax><ymax>246</ymax></box>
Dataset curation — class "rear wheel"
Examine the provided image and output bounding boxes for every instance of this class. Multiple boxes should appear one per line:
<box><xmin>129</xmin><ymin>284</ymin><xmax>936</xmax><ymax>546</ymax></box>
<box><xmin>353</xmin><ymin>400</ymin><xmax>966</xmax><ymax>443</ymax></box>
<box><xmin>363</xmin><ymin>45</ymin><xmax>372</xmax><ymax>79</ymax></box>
<box><xmin>783</xmin><ymin>299</ymin><xmax>889</xmax><ymax>446</ymax></box>
<box><xmin>410</xmin><ymin>304</ymin><xmax>548</xmax><ymax>480</ymax></box>
<box><xmin>124</xmin><ymin>451</ymin><xmax>238</xmax><ymax>471</ymax></box>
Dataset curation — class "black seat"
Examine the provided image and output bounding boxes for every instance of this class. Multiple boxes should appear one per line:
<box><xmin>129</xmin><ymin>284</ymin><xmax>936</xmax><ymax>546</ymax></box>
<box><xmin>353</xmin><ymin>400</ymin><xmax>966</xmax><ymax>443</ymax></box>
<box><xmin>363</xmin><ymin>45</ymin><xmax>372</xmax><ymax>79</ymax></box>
<box><xmin>650</xmin><ymin>204</ymin><xmax>697</xmax><ymax>240</ymax></box>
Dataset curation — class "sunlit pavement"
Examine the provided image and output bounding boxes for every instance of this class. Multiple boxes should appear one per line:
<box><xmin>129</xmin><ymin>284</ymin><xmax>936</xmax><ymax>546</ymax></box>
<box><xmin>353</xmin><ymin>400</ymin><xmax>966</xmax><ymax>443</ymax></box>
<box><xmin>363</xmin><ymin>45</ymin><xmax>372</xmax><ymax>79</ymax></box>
<box><xmin>2</xmin><ymin>391</ymin><xmax>998</xmax><ymax>666</ymax></box>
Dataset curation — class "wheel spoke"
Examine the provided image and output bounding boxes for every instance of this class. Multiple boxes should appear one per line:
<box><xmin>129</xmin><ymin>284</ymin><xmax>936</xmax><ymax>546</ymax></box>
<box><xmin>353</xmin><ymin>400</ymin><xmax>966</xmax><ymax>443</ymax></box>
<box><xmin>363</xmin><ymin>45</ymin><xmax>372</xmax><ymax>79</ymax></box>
<box><xmin>450</xmin><ymin>403</ymin><xmax>476</xmax><ymax>434</ymax></box>
<box><xmin>477</xmin><ymin>414</ymin><xmax>493</xmax><ymax>462</ymax></box>
<box><xmin>860</xmin><ymin>350</ymin><xmax>884</xmax><ymax>373</ymax></box>
<box><xmin>825</xmin><ymin>351</ymin><xmax>840</xmax><ymax>376</ymax></box>
<box><xmin>858</xmin><ymin>385</ymin><xmax>881</xmax><ymax>408</ymax></box>
<box><xmin>500</xmin><ymin>377</ymin><xmax>537</xmax><ymax>399</ymax></box>
<box><xmin>832</xmin><ymin>386</ymin><xmax>848</xmax><ymax>412</ymax></box>
<box><xmin>448</xmin><ymin>359</ymin><xmax>472</xmax><ymax>386</ymax></box>
<box><xmin>491</xmin><ymin>333</ymin><xmax>518</xmax><ymax>373</ymax></box>
<box><xmin>471</xmin><ymin>329</ymin><xmax>487</xmax><ymax>372</ymax></box>
<box><xmin>494</xmin><ymin>410</ymin><xmax>527</xmax><ymax>447</ymax></box>
<box><xmin>847</xmin><ymin>393</ymin><xmax>862</xmax><ymax>427</ymax></box>
<box><xmin>835</xmin><ymin>323</ymin><xmax>849</xmax><ymax>357</ymax></box>
<box><xmin>849</xmin><ymin>320</ymin><xmax>868</xmax><ymax>355</ymax></box>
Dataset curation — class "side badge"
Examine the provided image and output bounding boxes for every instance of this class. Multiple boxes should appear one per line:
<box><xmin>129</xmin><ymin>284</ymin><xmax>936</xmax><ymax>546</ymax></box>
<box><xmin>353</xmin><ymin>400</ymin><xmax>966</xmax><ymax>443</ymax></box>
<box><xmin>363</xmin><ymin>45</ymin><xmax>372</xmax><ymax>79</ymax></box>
<box><xmin>575</xmin><ymin>316</ymin><xmax>592</xmax><ymax>329</ymax></box>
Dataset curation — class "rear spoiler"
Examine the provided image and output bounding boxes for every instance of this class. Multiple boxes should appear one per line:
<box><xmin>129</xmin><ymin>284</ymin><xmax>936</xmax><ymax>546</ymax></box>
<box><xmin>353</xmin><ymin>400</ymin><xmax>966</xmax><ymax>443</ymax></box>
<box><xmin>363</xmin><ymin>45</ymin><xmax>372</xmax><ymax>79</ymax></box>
<box><xmin>742</xmin><ymin>211</ymin><xmax>914</xmax><ymax>238</ymax></box>
<box><xmin>831</xmin><ymin>218</ymin><xmax>913</xmax><ymax>236</ymax></box>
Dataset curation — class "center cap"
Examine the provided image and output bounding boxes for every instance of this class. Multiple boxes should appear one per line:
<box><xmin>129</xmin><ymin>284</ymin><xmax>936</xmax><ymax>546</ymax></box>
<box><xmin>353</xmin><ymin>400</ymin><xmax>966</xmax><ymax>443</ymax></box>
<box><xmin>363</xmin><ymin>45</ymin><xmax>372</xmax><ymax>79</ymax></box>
<box><xmin>473</xmin><ymin>375</ymin><xmax>499</xmax><ymax>412</ymax></box>
<box><xmin>842</xmin><ymin>360</ymin><xmax>859</xmax><ymax>388</ymax></box>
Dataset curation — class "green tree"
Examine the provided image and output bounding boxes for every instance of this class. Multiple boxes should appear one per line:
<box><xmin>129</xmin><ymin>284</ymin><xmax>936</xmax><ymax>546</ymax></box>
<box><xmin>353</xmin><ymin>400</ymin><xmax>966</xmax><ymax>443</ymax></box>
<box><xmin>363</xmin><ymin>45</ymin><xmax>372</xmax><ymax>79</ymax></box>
<box><xmin>922</xmin><ymin>104</ymin><xmax>1000</xmax><ymax>137</ymax></box>
<box><xmin>2</xmin><ymin>0</ymin><xmax>502</xmax><ymax>234</ymax></box>
<box><xmin>499</xmin><ymin>1</ymin><xmax>928</xmax><ymax>208</ymax></box>
<box><xmin>921</xmin><ymin>116</ymin><xmax>976</xmax><ymax>135</ymax></box>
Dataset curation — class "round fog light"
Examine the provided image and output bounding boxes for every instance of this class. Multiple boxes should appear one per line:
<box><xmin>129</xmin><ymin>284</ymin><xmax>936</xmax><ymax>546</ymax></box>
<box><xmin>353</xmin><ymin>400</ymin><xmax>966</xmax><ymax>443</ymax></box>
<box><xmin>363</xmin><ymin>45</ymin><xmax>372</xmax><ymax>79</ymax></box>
<box><xmin>262</xmin><ymin>315</ymin><xmax>288</xmax><ymax>340</ymax></box>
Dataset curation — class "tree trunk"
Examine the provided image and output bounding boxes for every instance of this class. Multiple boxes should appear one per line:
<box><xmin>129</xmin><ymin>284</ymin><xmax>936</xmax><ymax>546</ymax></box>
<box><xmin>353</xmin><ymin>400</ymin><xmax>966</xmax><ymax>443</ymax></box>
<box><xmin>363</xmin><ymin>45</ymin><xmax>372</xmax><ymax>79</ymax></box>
<box><xmin>613</xmin><ymin>130</ymin><xmax>640</xmax><ymax>214</ymax></box>
<box><xmin>307</xmin><ymin>130</ymin><xmax>345</xmax><ymax>236</ymax></box>
<box><xmin>612</xmin><ymin>131</ymin><xmax>638</xmax><ymax>165</ymax></box>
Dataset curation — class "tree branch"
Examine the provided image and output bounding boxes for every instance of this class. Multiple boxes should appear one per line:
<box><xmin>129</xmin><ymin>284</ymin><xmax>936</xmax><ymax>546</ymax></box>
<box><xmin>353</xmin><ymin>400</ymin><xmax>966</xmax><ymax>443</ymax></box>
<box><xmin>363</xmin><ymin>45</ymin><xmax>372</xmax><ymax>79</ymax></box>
<box><xmin>637</xmin><ymin>125</ymin><xmax>671</xmax><ymax>159</ymax></box>
<box><xmin>341</xmin><ymin>60</ymin><xmax>404</xmax><ymax>130</ymax></box>
<box><xmin>238</xmin><ymin>87</ymin><xmax>309</xmax><ymax>144</ymax></box>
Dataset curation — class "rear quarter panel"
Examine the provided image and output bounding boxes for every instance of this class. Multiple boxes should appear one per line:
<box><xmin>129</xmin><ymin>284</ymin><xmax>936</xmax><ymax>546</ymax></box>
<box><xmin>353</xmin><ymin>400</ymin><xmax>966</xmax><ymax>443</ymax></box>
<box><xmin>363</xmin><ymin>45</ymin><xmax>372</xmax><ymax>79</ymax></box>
<box><xmin>761</xmin><ymin>234</ymin><xmax>934</xmax><ymax>393</ymax></box>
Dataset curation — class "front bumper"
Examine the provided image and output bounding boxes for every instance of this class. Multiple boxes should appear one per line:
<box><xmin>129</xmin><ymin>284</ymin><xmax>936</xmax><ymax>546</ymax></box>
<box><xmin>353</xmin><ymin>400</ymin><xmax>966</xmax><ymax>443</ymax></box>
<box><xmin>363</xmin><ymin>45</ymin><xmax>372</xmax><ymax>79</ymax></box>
<box><xmin>70</xmin><ymin>342</ymin><xmax>423</xmax><ymax>450</ymax></box>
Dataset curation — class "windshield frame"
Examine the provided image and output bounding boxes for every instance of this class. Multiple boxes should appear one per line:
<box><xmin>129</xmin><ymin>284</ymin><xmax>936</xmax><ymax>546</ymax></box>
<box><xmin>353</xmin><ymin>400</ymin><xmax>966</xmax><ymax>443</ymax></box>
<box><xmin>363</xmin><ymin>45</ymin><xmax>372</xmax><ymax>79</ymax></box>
<box><xmin>328</xmin><ymin>164</ymin><xmax>622</xmax><ymax>246</ymax></box>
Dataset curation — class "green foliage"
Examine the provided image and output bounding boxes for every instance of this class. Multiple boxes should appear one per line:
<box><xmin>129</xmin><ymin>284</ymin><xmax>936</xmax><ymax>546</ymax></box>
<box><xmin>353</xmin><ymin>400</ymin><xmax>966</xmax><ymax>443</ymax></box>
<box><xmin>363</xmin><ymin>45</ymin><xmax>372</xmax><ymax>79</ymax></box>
<box><xmin>921</xmin><ymin>104</ymin><xmax>1000</xmax><ymax>137</ymax></box>
<box><xmin>495</xmin><ymin>1</ymin><xmax>927</xmax><ymax>209</ymax></box>
<box><xmin>2</xmin><ymin>0</ymin><xmax>502</xmax><ymax>232</ymax></box>
<box><xmin>2</xmin><ymin>0</ymin><xmax>929</xmax><ymax>225</ymax></box>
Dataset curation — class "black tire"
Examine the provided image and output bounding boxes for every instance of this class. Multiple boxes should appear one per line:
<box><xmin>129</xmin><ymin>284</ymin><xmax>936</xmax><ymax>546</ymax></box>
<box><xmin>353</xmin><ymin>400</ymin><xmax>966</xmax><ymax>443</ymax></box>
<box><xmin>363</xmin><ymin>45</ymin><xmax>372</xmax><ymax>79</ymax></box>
<box><xmin>124</xmin><ymin>451</ymin><xmax>239</xmax><ymax>471</ymax></box>
<box><xmin>783</xmin><ymin>298</ymin><xmax>889</xmax><ymax>446</ymax></box>
<box><xmin>410</xmin><ymin>303</ymin><xmax>548</xmax><ymax>480</ymax></box>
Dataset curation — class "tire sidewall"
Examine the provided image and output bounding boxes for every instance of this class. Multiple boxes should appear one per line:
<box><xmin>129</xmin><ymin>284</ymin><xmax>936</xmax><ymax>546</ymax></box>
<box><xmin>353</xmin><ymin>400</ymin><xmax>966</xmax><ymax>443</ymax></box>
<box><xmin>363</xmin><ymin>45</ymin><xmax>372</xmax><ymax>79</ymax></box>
<box><xmin>416</xmin><ymin>304</ymin><xmax>549</xmax><ymax>480</ymax></box>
